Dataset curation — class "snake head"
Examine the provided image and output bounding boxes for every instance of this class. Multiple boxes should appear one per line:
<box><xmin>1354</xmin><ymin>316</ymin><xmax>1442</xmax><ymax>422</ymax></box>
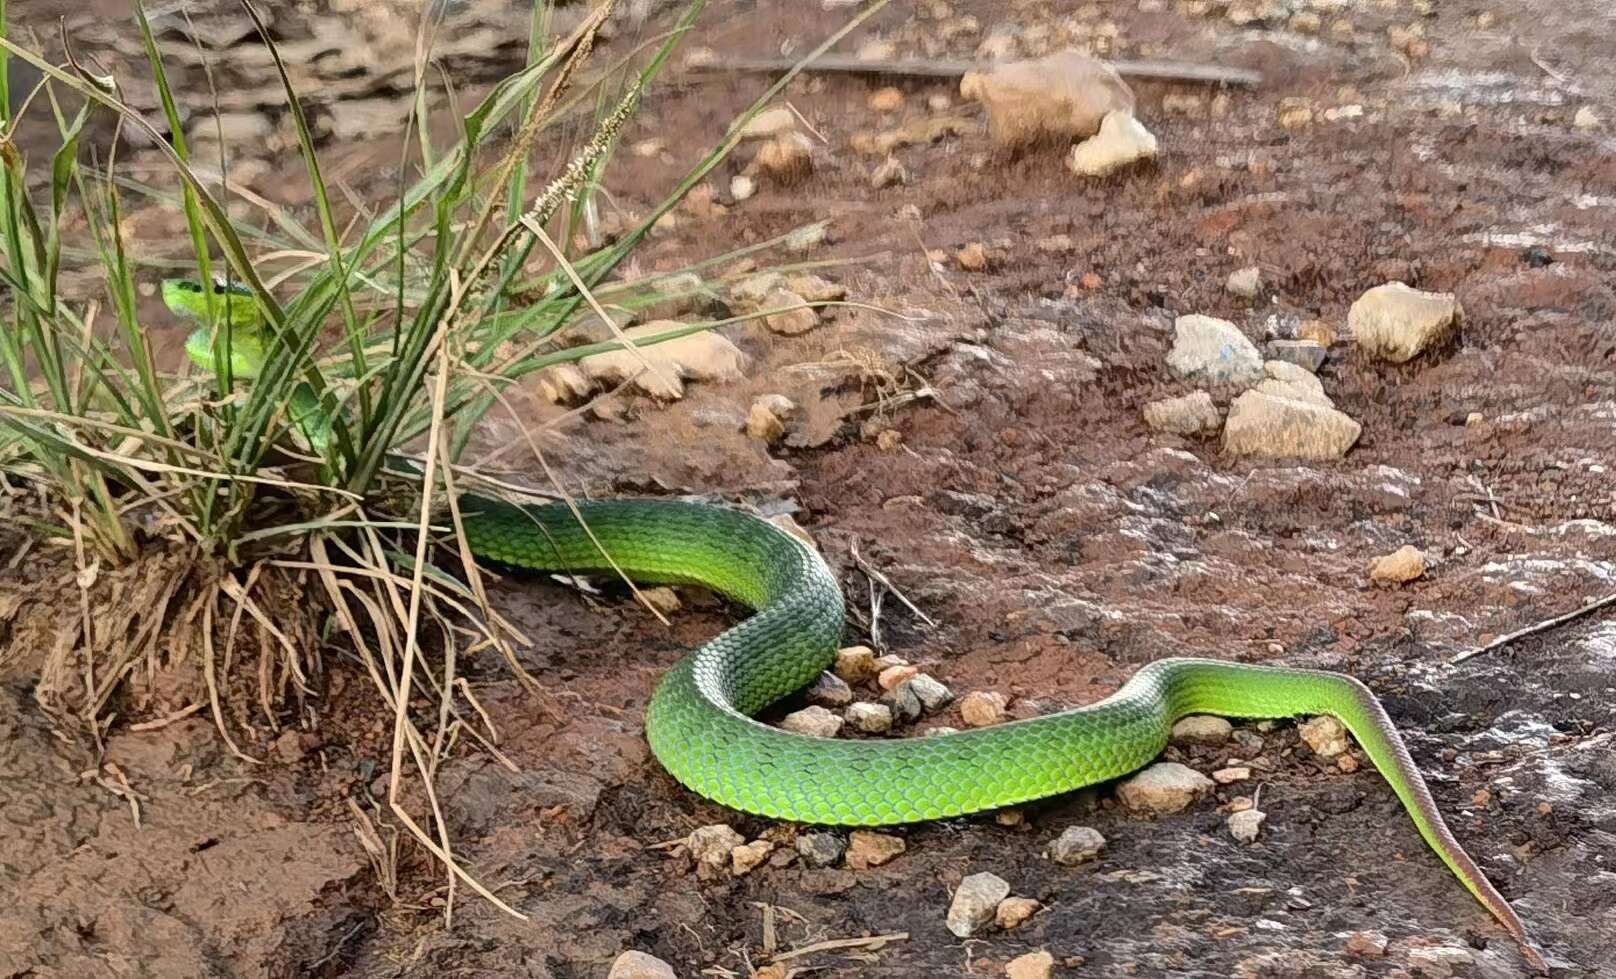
<box><xmin>161</xmin><ymin>276</ymin><xmax>261</xmax><ymax>330</ymax></box>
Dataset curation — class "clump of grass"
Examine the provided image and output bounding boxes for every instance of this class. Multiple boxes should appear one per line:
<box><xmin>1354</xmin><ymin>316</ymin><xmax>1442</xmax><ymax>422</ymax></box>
<box><xmin>0</xmin><ymin>0</ymin><xmax>890</xmax><ymax>918</ymax></box>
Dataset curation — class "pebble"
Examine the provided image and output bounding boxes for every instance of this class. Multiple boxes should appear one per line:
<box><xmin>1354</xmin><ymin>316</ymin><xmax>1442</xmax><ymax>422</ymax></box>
<box><xmin>1343</xmin><ymin>931</ymin><xmax>1389</xmax><ymax>957</ymax></box>
<box><xmin>1265</xmin><ymin>339</ymin><xmax>1327</xmax><ymax>372</ymax></box>
<box><xmin>1116</xmin><ymin>762</ymin><xmax>1214</xmax><ymax>814</ymax></box>
<box><xmin>907</xmin><ymin>673</ymin><xmax>954</xmax><ymax>711</ymax></box>
<box><xmin>729</xmin><ymin>174</ymin><xmax>756</xmax><ymax>201</ymax></box>
<box><xmin>687</xmin><ymin>824</ymin><xmax>745</xmax><ymax>875</ymax></box>
<box><xmin>845</xmin><ymin>830</ymin><xmax>905</xmax><ymax>869</ymax></box>
<box><xmin>784</xmin><ymin>273</ymin><xmax>845</xmax><ymax>303</ymax></box>
<box><xmin>1256</xmin><ymin>360</ymin><xmax>1332</xmax><ymax>408</ymax></box>
<box><xmin>1337</xmin><ymin>753</ymin><xmax>1360</xmax><ymax>774</ymax></box>
<box><xmin>1143</xmin><ymin>391</ymin><xmax>1221</xmax><ymax>437</ymax></box>
<box><xmin>1170</xmin><ymin>715</ymin><xmax>1233</xmax><ymax>746</ymax></box>
<box><xmin>745</xmin><ymin>394</ymin><xmax>796</xmax><ymax>443</ymax></box>
<box><xmin>1166</xmin><ymin>314</ymin><xmax>1265</xmax><ymax>385</ymax></box>
<box><xmin>1228</xmin><ymin>808</ymin><xmax>1266</xmax><ymax>843</ymax></box>
<box><xmin>1222</xmin><ymin>389</ymin><xmax>1362</xmax><ymax>460</ymax></box>
<box><xmin>835</xmin><ymin>646</ymin><xmax>878</xmax><ymax>682</ymax></box>
<box><xmin>881</xmin><ymin>681</ymin><xmax>923</xmax><ymax>724</ymax></box>
<box><xmin>1406</xmin><ymin>945</ymin><xmax>1475</xmax><ymax>977</ymax></box>
<box><xmin>761</xmin><ymin>289</ymin><xmax>819</xmax><ymax>335</ymax></box>
<box><xmin>870</xmin><ymin>156</ymin><xmax>909</xmax><ymax>189</ymax></box>
<box><xmin>959</xmin><ymin>50</ymin><xmax>1135</xmax><ymax>148</ymax></box>
<box><xmin>878</xmin><ymin>664</ymin><xmax>919</xmax><ymax>690</ymax></box>
<box><xmin>755</xmin><ymin>133</ymin><xmax>814</xmax><ymax>185</ymax></box>
<box><xmin>1299</xmin><ymin>715</ymin><xmax>1350</xmax><ymax>758</ymax></box>
<box><xmin>807</xmin><ymin>670</ymin><xmax>853</xmax><ymax>707</ymax></box>
<box><xmin>1369</xmin><ymin>544</ymin><xmax>1426</xmax><ymax>584</ymax></box>
<box><xmin>780</xmin><ymin>705</ymin><xmax>844</xmax><ymax>738</ymax></box>
<box><xmin>796</xmin><ymin>831</ymin><xmax>847</xmax><ymax>868</ymax></box>
<box><xmin>1226</xmin><ymin>266</ymin><xmax>1262</xmax><ymax>299</ymax></box>
<box><xmin>947</xmin><ymin>871</ymin><xmax>1011</xmax><ymax>937</ymax></box>
<box><xmin>1213</xmin><ymin>766</ymin><xmax>1251</xmax><ymax>784</ymax></box>
<box><xmin>846</xmin><ymin>701</ymin><xmax>894</xmax><ymax>733</ymax></box>
<box><xmin>957</xmin><ymin>242</ymin><xmax>995</xmax><ymax>271</ymax></box>
<box><xmin>1046</xmin><ymin>825</ymin><xmax>1106</xmax><ymax>865</ymax></box>
<box><xmin>995</xmin><ymin>896</ymin><xmax>1041</xmax><ymax>930</ymax></box>
<box><xmin>868</xmin><ymin>86</ymin><xmax>905</xmax><ymax>112</ymax></box>
<box><xmin>923</xmin><ymin>725</ymin><xmax>960</xmax><ymax>737</ymax></box>
<box><xmin>740</xmin><ymin>107</ymin><xmax>797</xmax><ymax>140</ymax></box>
<box><xmin>731</xmin><ymin>839</ymin><xmax>775</xmax><ymax>875</ymax></box>
<box><xmin>960</xmin><ymin>690</ymin><xmax>1008</xmax><ymax>727</ymax></box>
<box><xmin>1297</xmin><ymin>318</ymin><xmax>1337</xmax><ymax>346</ymax></box>
<box><xmin>1574</xmin><ymin>106</ymin><xmax>1603</xmax><ymax>131</ymax></box>
<box><xmin>1005</xmin><ymin>951</ymin><xmax>1055</xmax><ymax>979</ymax></box>
<box><xmin>608</xmin><ymin>950</ymin><xmax>677</xmax><ymax>979</ymax></box>
<box><xmin>1347</xmin><ymin>282</ymin><xmax>1463</xmax><ymax>363</ymax></box>
<box><xmin>1067</xmin><ymin>109</ymin><xmax>1159</xmax><ymax>177</ymax></box>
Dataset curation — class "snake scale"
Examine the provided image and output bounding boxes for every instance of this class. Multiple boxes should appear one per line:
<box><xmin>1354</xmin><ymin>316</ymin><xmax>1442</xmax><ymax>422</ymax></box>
<box><xmin>163</xmin><ymin>278</ymin><xmax>1545</xmax><ymax>970</ymax></box>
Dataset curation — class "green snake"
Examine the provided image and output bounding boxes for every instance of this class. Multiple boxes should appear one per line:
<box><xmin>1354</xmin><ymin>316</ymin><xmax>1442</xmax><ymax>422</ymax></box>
<box><xmin>164</xmin><ymin>278</ymin><xmax>1545</xmax><ymax>969</ymax></box>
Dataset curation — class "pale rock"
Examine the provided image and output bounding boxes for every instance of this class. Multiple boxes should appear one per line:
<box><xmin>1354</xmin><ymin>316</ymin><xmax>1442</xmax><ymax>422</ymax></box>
<box><xmin>960</xmin><ymin>690</ymin><xmax>1008</xmax><ymax>727</ymax></box>
<box><xmin>1166</xmin><ymin>314</ymin><xmax>1265</xmax><ymax>385</ymax></box>
<box><xmin>1369</xmin><ymin>544</ymin><xmax>1426</xmax><ymax>583</ymax></box>
<box><xmin>1117</xmin><ymin>761</ymin><xmax>1214</xmax><ymax>814</ymax></box>
<box><xmin>834</xmin><ymin>646</ymin><xmax>878</xmax><ymax>683</ymax></box>
<box><xmin>1348</xmin><ymin>282</ymin><xmax>1463</xmax><ymax>363</ymax></box>
<box><xmin>640</xmin><ymin>587</ymin><xmax>681</xmax><ymax>615</ymax></box>
<box><xmin>761</xmin><ymin>289</ymin><xmax>819</xmax><ymax>335</ymax></box>
<box><xmin>1067</xmin><ymin>109</ymin><xmax>1159</xmax><ymax>177</ymax></box>
<box><xmin>1046</xmin><ymin>825</ymin><xmax>1106</xmax><ymax>865</ymax></box>
<box><xmin>845</xmin><ymin>830</ymin><xmax>905</xmax><ymax>869</ymax></box>
<box><xmin>755</xmin><ymin>133</ymin><xmax>815</xmax><ymax>185</ymax></box>
<box><xmin>1213</xmin><ymin>766</ymin><xmax>1251</xmax><ymax>784</ymax></box>
<box><xmin>729</xmin><ymin>174</ymin><xmax>756</xmax><ymax>201</ymax></box>
<box><xmin>731</xmin><ymin>839</ymin><xmax>775</xmax><ymax>875</ymax></box>
<box><xmin>1343</xmin><ymin>931</ymin><xmax>1389</xmax><ymax>957</ymax></box>
<box><xmin>745</xmin><ymin>393</ymin><xmax>796</xmax><ymax>443</ymax></box>
<box><xmin>1171</xmin><ymin>715</ymin><xmax>1233</xmax><ymax>746</ymax></box>
<box><xmin>846</xmin><ymin>701</ymin><xmax>893</xmax><ymax>733</ymax></box>
<box><xmin>1143</xmin><ymin>391</ymin><xmax>1221</xmax><ymax>437</ymax></box>
<box><xmin>741</xmin><ymin>106</ymin><xmax>797</xmax><ymax>140</ymax></box>
<box><xmin>785</xmin><ymin>273</ymin><xmax>847</xmax><ymax>303</ymax></box>
<box><xmin>960</xmin><ymin>49</ymin><xmax>1136</xmax><ymax>148</ymax></box>
<box><xmin>1228</xmin><ymin>808</ymin><xmax>1266</xmax><ymax>843</ymax></box>
<box><xmin>807</xmin><ymin>670</ymin><xmax>853</xmax><ymax>707</ymax></box>
<box><xmin>580</xmin><ymin>322</ymin><xmax>747</xmax><ymax>400</ymax></box>
<box><xmin>868</xmin><ymin>86</ymin><xmax>905</xmax><ymax>112</ymax></box>
<box><xmin>878</xmin><ymin>664</ymin><xmax>919</xmax><ymax>690</ymax></box>
<box><xmin>1227</xmin><ymin>266</ymin><xmax>1263</xmax><ymax>299</ymax></box>
<box><xmin>1299</xmin><ymin>715</ymin><xmax>1351</xmax><ymax>758</ymax></box>
<box><xmin>995</xmin><ymin>896</ymin><xmax>1041</xmax><ymax>930</ymax></box>
<box><xmin>947</xmin><ymin>871</ymin><xmax>1011</xmax><ymax>936</ymax></box>
<box><xmin>1406</xmin><ymin>945</ymin><xmax>1475</xmax><ymax>977</ymax></box>
<box><xmin>780</xmin><ymin>705</ymin><xmax>843</xmax><ymax>738</ymax></box>
<box><xmin>608</xmin><ymin>950</ymin><xmax>677</xmax><ymax>979</ymax></box>
<box><xmin>1265</xmin><ymin>339</ymin><xmax>1328</xmax><ymax>372</ymax></box>
<box><xmin>729</xmin><ymin>272</ymin><xmax>786</xmax><ymax>307</ymax></box>
<box><xmin>1256</xmin><ymin>359</ymin><xmax>1332</xmax><ymax>408</ymax></box>
<box><xmin>537</xmin><ymin>363</ymin><xmax>593</xmax><ymax>404</ymax></box>
<box><xmin>1574</xmin><ymin>106</ymin><xmax>1603</xmax><ymax>131</ymax></box>
<box><xmin>1222</xmin><ymin>390</ymin><xmax>1361</xmax><ymax>460</ymax></box>
<box><xmin>907</xmin><ymin>673</ymin><xmax>954</xmax><ymax>711</ymax></box>
<box><xmin>1005</xmin><ymin>951</ymin><xmax>1055</xmax><ymax>979</ymax></box>
<box><xmin>687</xmin><ymin>824</ymin><xmax>745</xmax><ymax>875</ymax></box>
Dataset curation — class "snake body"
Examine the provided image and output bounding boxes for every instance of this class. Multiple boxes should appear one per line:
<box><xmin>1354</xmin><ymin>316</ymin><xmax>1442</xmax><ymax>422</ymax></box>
<box><xmin>163</xmin><ymin>279</ymin><xmax>1543</xmax><ymax>969</ymax></box>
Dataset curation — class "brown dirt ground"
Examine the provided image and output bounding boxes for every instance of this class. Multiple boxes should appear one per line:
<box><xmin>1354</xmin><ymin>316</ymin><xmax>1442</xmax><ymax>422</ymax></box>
<box><xmin>3</xmin><ymin>0</ymin><xmax>1615</xmax><ymax>977</ymax></box>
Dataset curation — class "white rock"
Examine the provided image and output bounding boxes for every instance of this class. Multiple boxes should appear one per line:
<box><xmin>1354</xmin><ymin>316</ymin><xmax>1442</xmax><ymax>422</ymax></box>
<box><xmin>1573</xmin><ymin>106</ymin><xmax>1602</xmax><ymax>131</ymax></box>
<box><xmin>1299</xmin><ymin>715</ymin><xmax>1351</xmax><ymax>757</ymax></box>
<box><xmin>1045</xmin><ymin>825</ymin><xmax>1106</xmax><ymax>865</ymax></box>
<box><xmin>1213</xmin><ymin>766</ymin><xmax>1251</xmax><ymax>784</ymax></box>
<box><xmin>1227</xmin><ymin>266</ymin><xmax>1262</xmax><ymax>299</ymax></box>
<box><xmin>1067</xmin><ymin>109</ymin><xmax>1159</xmax><ymax>177</ymax></box>
<box><xmin>1347</xmin><ymin>282</ymin><xmax>1463</xmax><ymax>363</ymax></box>
<box><xmin>1005</xmin><ymin>950</ymin><xmax>1055</xmax><ymax>979</ymax></box>
<box><xmin>686</xmin><ymin>824</ymin><xmax>745</xmax><ymax>873</ymax></box>
<box><xmin>608</xmin><ymin>950</ymin><xmax>677</xmax><ymax>979</ymax></box>
<box><xmin>1166</xmin><ymin>314</ymin><xmax>1265</xmax><ymax>385</ymax></box>
<box><xmin>1117</xmin><ymin>762</ymin><xmax>1215</xmax><ymax>814</ymax></box>
<box><xmin>1222</xmin><ymin>389</ymin><xmax>1361</xmax><ymax>460</ymax></box>
<box><xmin>1256</xmin><ymin>359</ymin><xmax>1332</xmax><ymax>408</ymax></box>
<box><xmin>780</xmin><ymin>705</ymin><xmax>843</xmax><ymax>738</ymax></box>
<box><xmin>740</xmin><ymin>106</ymin><xmax>797</xmax><ymax>140</ymax></box>
<box><xmin>1143</xmin><ymin>391</ymin><xmax>1221</xmax><ymax>436</ymax></box>
<box><xmin>846</xmin><ymin>702</ymin><xmax>893</xmax><ymax>733</ymax></box>
<box><xmin>946</xmin><ymin>871</ymin><xmax>1011</xmax><ymax>937</ymax></box>
<box><xmin>1228</xmin><ymin>808</ymin><xmax>1266</xmax><ymax>843</ymax></box>
<box><xmin>729</xmin><ymin>174</ymin><xmax>756</xmax><ymax>201</ymax></box>
<box><xmin>1171</xmin><ymin>715</ymin><xmax>1233</xmax><ymax>746</ymax></box>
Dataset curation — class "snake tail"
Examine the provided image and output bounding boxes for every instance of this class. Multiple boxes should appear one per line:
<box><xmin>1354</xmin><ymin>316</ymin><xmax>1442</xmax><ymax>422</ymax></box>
<box><xmin>458</xmin><ymin>495</ymin><xmax>1540</xmax><ymax>969</ymax></box>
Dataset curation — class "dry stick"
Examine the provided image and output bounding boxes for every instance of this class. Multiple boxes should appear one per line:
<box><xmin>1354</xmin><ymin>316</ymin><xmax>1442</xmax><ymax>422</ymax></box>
<box><xmin>1450</xmin><ymin>590</ymin><xmax>1616</xmax><ymax>665</ymax></box>
<box><xmin>770</xmin><ymin>932</ymin><xmax>909</xmax><ymax>963</ymax></box>
<box><xmin>687</xmin><ymin>53</ymin><xmax>1263</xmax><ymax>87</ymax></box>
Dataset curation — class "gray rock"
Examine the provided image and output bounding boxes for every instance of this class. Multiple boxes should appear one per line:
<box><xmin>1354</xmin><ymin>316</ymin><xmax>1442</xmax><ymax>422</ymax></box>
<box><xmin>1117</xmin><ymin>762</ymin><xmax>1215</xmax><ymax>814</ymax></box>
<box><xmin>846</xmin><ymin>702</ymin><xmax>893</xmax><ymax>733</ymax></box>
<box><xmin>1228</xmin><ymin>808</ymin><xmax>1266</xmax><ymax>843</ymax></box>
<box><xmin>881</xmin><ymin>681</ymin><xmax>923</xmax><ymax>724</ymax></box>
<box><xmin>947</xmin><ymin>871</ymin><xmax>1011</xmax><ymax>937</ymax></box>
<box><xmin>1166</xmin><ymin>314</ymin><xmax>1265</xmax><ymax>385</ymax></box>
<box><xmin>796</xmin><ymin>831</ymin><xmax>847</xmax><ymax>868</ymax></box>
<box><xmin>908</xmin><ymin>673</ymin><xmax>954</xmax><ymax>711</ymax></box>
<box><xmin>807</xmin><ymin>670</ymin><xmax>853</xmax><ymax>707</ymax></box>
<box><xmin>1265</xmin><ymin>339</ymin><xmax>1327</xmax><ymax>372</ymax></box>
<box><xmin>1170</xmin><ymin>715</ymin><xmax>1233</xmax><ymax>746</ymax></box>
<box><xmin>1046</xmin><ymin>825</ymin><xmax>1107</xmax><ymax>865</ymax></box>
<box><xmin>687</xmin><ymin>824</ymin><xmax>745</xmax><ymax>873</ymax></box>
<box><xmin>1222</xmin><ymin>389</ymin><xmax>1361</xmax><ymax>460</ymax></box>
<box><xmin>780</xmin><ymin>705</ymin><xmax>843</xmax><ymax>738</ymax></box>
<box><xmin>1144</xmin><ymin>391</ymin><xmax>1221</xmax><ymax>436</ymax></box>
<box><xmin>1348</xmin><ymin>282</ymin><xmax>1463</xmax><ymax>363</ymax></box>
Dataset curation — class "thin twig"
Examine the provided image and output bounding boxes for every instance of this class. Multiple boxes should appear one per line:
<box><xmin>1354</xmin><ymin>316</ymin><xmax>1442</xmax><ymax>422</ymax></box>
<box><xmin>770</xmin><ymin>932</ymin><xmax>909</xmax><ymax>963</ymax></box>
<box><xmin>849</xmin><ymin>539</ymin><xmax>937</xmax><ymax>629</ymax></box>
<box><xmin>686</xmin><ymin>52</ymin><xmax>1263</xmax><ymax>87</ymax></box>
<box><xmin>1450</xmin><ymin>590</ymin><xmax>1616</xmax><ymax>664</ymax></box>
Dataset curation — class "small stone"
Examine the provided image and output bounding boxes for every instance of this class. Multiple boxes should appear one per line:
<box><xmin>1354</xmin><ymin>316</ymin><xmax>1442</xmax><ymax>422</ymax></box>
<box><xmin>741</xmin><ymin>106</ymin><xmax>797</xmax><ymax>139</ymax></box>
<box><xmin>1277</xmin><ymin>98</ymin><xmax>1313</xmax><ymax>129</ymax></box>
<box><xmin>755</xmin><ymin>133</ymin><xmax>814</xmax><ymax>185</ymax></box>
<box><xmin>835</xmin><ymin>646</ymin><xmax>878</xmax><ymax>682</ymax></box>
<box><xmin>688</xmin><ymin>824</ymin><xmax>746</xmax><ymax>876</ymax></box>
<box><xmin>1046</xmin><ymin>825</ymin><xmax>1106</xmax><ymax>865</ymax></box>
<box><xmin>957</xmin><ymin>242</ymin><xmax>994</xmax><ymax>271</ymax></box>
<box><xmin>1343</xmin><ymin>931</ymin><xmax>1389</xmax><ymax>957</ymax></box>
<box><xmin>1143</xmin><ymin>391</ymin><xmax>1221</xmax><ymax>437</ymax></box>
<box><xmin>995</xmin><ymin>896</ymin><xmax>1041</xmax><ymax>930</ymax></box>
<box><xmin>995</xmin><ymin>809</ymin><xmax>1024</xmax><ymax>827</ymax></box>
<box><xmin>1067</xmin><ymin>109</ymin><xmax>1158</xmax><ymax>176</ymax></box>
<box><xmin>780</xmin><ymin>705</ymin><xmax>844</xmax><ymax>738</ymax></box>
<box><xmin>960</xmin><ymin>690</ymin><xmax>1008</xmax><ymax>727</ymax></box>
<box><xmin>876</xmin><ymin>428</ymin><xmax>903</xmax><ymax>451</ymax></box>
<box><xmin>1297</xmin><ymin>319</ymin><xmax>1337</xmax><ymax>346</ymax></box>
<box><xmin>868</xmin><ymin>86</ymin><xmax>905</xmax><ymax>112</ymax></box>
<box><xmin>746</xmin><ymin>394</ymin><xmax>796</xmax><ymax>443</ymax></box>
<box><xmin>1213</xmin><ymin>766</ymin><xmax>1251</xmax><ymax>784</ymax></box>
<box><xmin>856</xmin><ymin>38</ymin><xmax>897</xmax><ymax>61</ymax></box>
<box><xmin>729</xmin><ymin>174</ymin><xmax>756</xmax><ymax>201</ymax></box>
<box><xmin>608</xmin><ymin>950</ymin><xmax>677</xmax><ymax>979</ymax></box>
<box><xmin>731</xmin><ymin>839</ymin><xmax>775</xmax><ymax>875</ymax></box>
<box><xmin>1222</xmin><ymin>390</ymin><xmax>1362</xmax><ymax>460</ymax></box>
<box><xmin>1116</xmin><ymin>762</ymin><xmax>1214</xmax><ymax>814</ymax></box>
<box><xmin>1369</xmin><ymin>544</ymin><xmax>1426</xmax><ymax>584</ymax></box>
<box><xmin>1299</xmin><ymin>715</ymin><xmax>1351</xmax><ymax>758</ymax></box>
<box><xmin>845</xmin><ymin>830</ymin><xmax>905</xmax><ymax>869</ymax></box>
<box><xmin>947</xmin><ymin>871</ymin><xmax>1011</xmax><ymax>937</ymax></box>
<box><xmin>1257</xmin><ymin>360</ymin><xmax>1332</xmax><ymax>408</ymax></box>
<box><xmin>1406</xmin><ymin>945</ymin><xmax>1474</xmax><ymax>977</ymax></box>
<box><xmin>959</xmin><ymin>50</ymin><xmax>1135</xmax><ymax>149</ymax></box>
<box><xmin>871</xmin><ymin>156</ymin><xmax>909</xmax><ymax>189</ymax></box>
<box><xmin>1228</xmin><ymin>808</ymin><xmax>1266</xmax><ymax>843</ymax></box>
<box><xmin>1465</xmin><ymin>411</ymin><xmax>1484</xmax><ymax>427</ymax></box>
<box><xmin>878</xmin><ymin>664</ymin><xmax>919</xmax><ymax>690</ymax></box>
<box><xmin>1226</xmin><ymin>266</ymin><xmax>1262</xmax><ymax>299</ymax></box>
<box><xmin>846</xmin><ymin>702</ymin><xmax>894</xmax><ymax>733</ymax></box>
<box><xmin>784</xmin><ymin>222</ymin><xmax>829</xmax><ymax>253</ymax></box>
<box><xmin>807</xmin><ymin>671</ymin><xmax>853</xmax><ymax>707</ymax></box>
<box><xmin>1574</xmin><ymin>106</ymin><xmax>1603</xmax><ymax>131</ymax></box>
<box><xmin>796</xmin><ymin>831</ymin><xmax>847</xmax><ymax>868</ymax></box>
<box><xmin>1166</xmin><ymin>314</ymin><xmax>1265</xmax><ymax>385</ymax></box>
<box><xmin>881</xmin><ymin>681</ymin><xmax>923</xmax><ymax>724</ymax></box>
<box><xmin>761</xmin><ymin>289</ymin><xmax>819</xmax><ymax>335</ymax></box>
<box><xmin>1265</xmin><ymin>339</ymin><xmax>1327</xmax><ymax>372</ymax></box>
<box><xmin>1337</xmin><ymin>753</ymin><xmax>1360</xmax><ymax>773</ymax></box>
<box><xmin>1005</xmin><ymin>951</ymin><xmax>1055</xmax><ymax>979</ymax></box>
<box><xmin>1170</xmin><ymin>715</ymin><xmax>1233</xmax><ymax>746</ymax></box>
<box><xmin>907</xmin><ymin>673</ymin><xmax>954</xmax><ymax>711</ymax></box>
<box><xmin>1348</xmin><ymin>282</ymin><xmax>1463</xmax><ymax>363</ymax></box>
